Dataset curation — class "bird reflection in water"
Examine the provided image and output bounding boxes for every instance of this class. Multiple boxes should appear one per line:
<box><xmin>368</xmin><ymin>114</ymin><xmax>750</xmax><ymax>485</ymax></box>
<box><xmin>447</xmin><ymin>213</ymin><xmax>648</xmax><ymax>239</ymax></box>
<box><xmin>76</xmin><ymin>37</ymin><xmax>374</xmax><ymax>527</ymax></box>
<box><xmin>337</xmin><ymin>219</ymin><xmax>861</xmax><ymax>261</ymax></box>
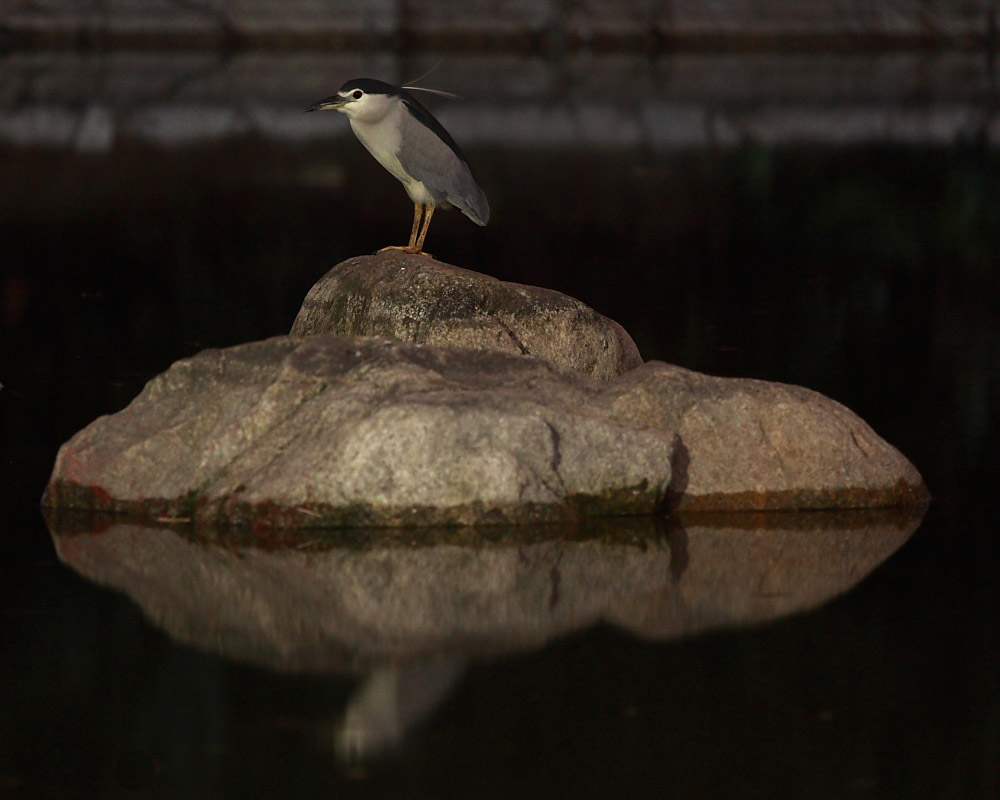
<box><xmin>332</xmin><ymin>658</ymin><xmax>466</xmax><ymax>762</ymax></box>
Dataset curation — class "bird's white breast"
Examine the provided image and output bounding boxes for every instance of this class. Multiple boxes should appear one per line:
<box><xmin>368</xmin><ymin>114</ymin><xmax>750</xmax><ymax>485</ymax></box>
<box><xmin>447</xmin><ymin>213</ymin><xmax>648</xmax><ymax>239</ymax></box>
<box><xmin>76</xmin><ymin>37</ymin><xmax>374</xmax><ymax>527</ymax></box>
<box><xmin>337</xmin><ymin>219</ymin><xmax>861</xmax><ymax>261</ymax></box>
<box><xmin>350</xmin><ymin>107</ymin><xmax>432</xmax><ymax>205</ymax></box>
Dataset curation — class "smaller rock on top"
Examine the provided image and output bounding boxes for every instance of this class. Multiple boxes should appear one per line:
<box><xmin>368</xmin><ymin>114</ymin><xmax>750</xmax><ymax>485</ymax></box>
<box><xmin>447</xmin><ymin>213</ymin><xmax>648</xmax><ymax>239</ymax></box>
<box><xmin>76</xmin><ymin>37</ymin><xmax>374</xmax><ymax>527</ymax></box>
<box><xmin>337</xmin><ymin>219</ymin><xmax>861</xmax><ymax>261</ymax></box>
<box><xmin>290</xmin><ymin>252</ymin><xmax>643</xmax><ymax>380</ymax></box>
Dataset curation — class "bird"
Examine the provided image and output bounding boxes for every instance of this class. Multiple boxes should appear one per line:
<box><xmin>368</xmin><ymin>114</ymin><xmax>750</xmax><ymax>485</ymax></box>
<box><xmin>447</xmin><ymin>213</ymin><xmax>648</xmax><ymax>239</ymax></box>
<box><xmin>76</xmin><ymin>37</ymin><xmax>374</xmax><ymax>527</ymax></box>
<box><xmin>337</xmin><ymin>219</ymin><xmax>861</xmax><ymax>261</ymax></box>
<box><xmin>308</xmin><ymin>78</ymin><xmax>490</xmax><ymax>257</ymax></box>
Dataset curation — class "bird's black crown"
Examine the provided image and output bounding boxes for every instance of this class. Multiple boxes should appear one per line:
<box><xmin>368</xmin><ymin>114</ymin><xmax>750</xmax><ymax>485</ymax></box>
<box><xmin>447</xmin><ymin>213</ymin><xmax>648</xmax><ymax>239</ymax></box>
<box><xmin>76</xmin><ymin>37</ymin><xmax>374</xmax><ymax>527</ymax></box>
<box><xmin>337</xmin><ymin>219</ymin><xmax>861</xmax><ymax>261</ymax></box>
<box><xmin>338</xmin><ymin>78</ymin><xmax>402</xmax><ymax>97</ymax></box>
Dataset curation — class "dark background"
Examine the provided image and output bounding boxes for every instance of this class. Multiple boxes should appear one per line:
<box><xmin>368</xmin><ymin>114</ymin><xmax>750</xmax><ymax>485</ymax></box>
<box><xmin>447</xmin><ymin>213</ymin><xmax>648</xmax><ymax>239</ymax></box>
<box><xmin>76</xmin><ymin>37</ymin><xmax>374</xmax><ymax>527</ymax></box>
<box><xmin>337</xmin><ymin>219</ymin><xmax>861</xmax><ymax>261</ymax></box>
<box><xmin>1</xmin><ymin>7</ymin><xmax>998</xmax><ymax>797</ymax></box>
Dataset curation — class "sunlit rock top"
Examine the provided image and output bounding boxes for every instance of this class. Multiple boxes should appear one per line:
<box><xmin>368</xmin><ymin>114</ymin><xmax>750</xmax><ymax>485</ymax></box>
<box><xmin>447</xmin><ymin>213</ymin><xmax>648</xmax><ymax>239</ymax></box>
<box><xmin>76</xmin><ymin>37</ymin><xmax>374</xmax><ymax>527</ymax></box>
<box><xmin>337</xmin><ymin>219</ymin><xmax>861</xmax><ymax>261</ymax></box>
<box><xmin>291</xmin><ymin>253</ymin><xmax>642</xmax><ymax>380</ymax></box>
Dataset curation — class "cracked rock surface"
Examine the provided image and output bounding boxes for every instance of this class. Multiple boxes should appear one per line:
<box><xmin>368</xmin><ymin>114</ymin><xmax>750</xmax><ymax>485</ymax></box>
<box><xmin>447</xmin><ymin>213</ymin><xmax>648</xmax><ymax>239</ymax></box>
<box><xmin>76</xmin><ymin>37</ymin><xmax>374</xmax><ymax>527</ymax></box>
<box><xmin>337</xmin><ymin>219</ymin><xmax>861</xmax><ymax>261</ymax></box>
<box><xmin>290</xmin><ymin>253</ymin><xmax>643</xmax><ymax>380</ymax></box>
<box><xmin>42</xmin><ymin>333</ymin><xmax>926</xmax><ymax>526</ymax></box>
<box><xmin>44</xmin><ymin>335</ymin><xmax>672</xmax><ymax>526</ymax></box>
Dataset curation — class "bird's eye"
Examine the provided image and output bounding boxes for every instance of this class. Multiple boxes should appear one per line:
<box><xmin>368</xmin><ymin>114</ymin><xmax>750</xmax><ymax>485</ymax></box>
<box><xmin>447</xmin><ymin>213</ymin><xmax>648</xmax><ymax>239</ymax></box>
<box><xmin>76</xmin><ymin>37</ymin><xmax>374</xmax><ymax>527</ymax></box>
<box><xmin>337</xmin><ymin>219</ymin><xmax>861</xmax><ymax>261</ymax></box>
<box><xmin>352</xmin><ymin>90</ymin><xmax>363</xmax><ymax>99</ymax></box>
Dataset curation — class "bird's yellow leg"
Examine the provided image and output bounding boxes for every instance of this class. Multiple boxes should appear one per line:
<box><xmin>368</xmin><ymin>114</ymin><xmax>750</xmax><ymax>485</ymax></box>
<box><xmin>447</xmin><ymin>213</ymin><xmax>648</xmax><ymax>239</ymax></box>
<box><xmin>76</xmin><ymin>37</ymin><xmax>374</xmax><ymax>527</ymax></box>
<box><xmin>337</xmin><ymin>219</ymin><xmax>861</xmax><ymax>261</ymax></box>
<box><xmin>377</xmin><ymin>204</ymin><xmax>423</xmax><ymax>254</ymax></box>
<box><xmin>413</xmin><ymin>204</ymin><xmax>435</xmax><ymax>256</ymax></box>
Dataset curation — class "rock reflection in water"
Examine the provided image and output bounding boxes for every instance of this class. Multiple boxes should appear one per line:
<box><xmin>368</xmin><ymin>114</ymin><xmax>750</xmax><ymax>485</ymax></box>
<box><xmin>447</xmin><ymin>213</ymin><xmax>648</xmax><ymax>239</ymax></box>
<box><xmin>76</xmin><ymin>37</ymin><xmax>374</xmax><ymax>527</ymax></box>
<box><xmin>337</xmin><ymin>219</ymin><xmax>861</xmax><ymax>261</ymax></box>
<box><xmin>47</xmin><ymin>507</ymin><xmax>924</xmax><ymax>760</ymax></box>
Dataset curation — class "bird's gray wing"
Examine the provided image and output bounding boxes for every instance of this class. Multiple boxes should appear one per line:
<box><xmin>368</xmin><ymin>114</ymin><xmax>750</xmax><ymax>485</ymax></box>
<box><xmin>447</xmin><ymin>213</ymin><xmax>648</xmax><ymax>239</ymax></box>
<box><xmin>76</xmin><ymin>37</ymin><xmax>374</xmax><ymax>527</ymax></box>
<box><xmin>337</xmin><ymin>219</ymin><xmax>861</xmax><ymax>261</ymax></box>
<box><xmin>396</xmin><ymin>111</ymin><xmax>490</xmax><ymax>226</ymax></box>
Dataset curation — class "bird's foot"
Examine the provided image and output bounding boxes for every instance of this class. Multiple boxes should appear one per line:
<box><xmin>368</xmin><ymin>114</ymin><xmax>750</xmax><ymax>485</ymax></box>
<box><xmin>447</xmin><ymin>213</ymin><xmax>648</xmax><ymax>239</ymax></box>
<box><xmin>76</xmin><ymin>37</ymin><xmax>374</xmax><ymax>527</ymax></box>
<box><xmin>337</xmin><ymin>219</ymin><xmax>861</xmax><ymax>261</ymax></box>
<box><xmin>376</xmin><ymin>245</ymin><xmax>434</xmax><ymax>259</ymax></box>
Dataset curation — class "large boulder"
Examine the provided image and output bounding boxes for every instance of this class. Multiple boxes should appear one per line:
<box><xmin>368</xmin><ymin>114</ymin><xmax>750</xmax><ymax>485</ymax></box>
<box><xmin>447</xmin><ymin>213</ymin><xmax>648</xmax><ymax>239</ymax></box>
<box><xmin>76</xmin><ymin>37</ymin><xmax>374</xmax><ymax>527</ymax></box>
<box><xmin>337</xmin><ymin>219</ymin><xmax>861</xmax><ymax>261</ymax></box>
<box><xmin>290</xmin><ymin>253</ymin><xmax>643</xmax><ymax>380</ymax></box>
<box><xmin>44</xmin><ymin>336</ymin><xmax>673</xmax><ymax>527</ymax></box>
<box><xmin>42</xmin><ymin>335</ymin><xmax>927</xmax><ymax>525</ymax></box>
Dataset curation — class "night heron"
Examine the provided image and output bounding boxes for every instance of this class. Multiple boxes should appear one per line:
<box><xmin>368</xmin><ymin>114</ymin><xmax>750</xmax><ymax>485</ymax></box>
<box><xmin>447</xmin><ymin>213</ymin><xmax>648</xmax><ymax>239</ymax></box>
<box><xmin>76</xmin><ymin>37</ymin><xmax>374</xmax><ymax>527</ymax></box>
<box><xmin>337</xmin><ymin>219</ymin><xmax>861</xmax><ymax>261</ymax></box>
<box><xmin>308</xmin><ymin>78</ymin><xmax>490</xmax><ymax>256</ymax></box>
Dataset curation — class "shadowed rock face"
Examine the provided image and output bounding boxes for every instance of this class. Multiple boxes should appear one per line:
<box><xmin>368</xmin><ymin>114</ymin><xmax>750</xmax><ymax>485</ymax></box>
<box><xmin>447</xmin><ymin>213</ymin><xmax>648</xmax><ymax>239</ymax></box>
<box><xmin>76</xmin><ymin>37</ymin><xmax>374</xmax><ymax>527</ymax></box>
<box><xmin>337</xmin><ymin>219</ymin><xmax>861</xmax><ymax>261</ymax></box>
<box><xmin>42</xmin><ymin>334</ymin><xmax>926</xmax><ymax>524</ymax></box>
<box><xmin>290</xmin><ymin>253</ymin><xmax>643</xmax><ymax>380</ymax></box>
<box><xmin>601</xmin><ymin>362</ymin><xmax>929</xmax><ymax>511</ymax></box>
<box><xmin>47</xmin><ymin>507</ymin><xmax>924</xmax><ymax>673</ymax></box>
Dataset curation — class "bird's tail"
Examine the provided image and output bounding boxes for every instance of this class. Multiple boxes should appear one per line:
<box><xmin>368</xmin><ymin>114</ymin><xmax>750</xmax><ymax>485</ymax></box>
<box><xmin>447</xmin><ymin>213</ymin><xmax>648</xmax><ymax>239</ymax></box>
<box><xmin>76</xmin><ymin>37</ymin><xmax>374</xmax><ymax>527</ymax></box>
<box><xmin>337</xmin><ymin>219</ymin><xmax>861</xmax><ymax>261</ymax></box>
<box><xmin>461</xmin><ymin>181</ymin><xmax>490</xmax><ymax>226</ymax></box>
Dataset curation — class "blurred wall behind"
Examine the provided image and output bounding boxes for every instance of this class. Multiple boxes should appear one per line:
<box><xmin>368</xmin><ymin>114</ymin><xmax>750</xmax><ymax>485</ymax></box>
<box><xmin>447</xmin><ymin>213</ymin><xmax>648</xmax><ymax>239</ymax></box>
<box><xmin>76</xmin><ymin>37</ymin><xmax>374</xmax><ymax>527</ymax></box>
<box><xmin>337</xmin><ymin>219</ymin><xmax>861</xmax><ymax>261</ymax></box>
<box><xmin>2</xmin><ymin>1</ymin><xmax>998</xmax><ymax>153</ymax></box>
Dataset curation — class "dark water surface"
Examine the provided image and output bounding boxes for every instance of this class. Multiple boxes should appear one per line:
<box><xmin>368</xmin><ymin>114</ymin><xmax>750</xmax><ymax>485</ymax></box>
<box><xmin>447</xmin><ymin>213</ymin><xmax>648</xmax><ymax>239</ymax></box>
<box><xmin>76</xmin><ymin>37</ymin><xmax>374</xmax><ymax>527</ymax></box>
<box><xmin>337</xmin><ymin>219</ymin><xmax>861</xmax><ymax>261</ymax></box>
<box><xmin>1</xmin><ymin>51</ymin><xmax>998</xmax><ymax>799</ymax></box>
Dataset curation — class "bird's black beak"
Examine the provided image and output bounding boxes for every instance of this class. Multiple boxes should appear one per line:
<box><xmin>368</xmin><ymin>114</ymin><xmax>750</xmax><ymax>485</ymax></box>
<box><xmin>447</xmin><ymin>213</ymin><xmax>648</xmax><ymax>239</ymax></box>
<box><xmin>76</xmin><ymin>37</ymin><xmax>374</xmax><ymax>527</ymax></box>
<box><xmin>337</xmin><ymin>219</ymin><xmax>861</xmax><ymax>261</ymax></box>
<box><xmin>307</xmin><ymin>95</ymin><xmax>346</xmax><ymax>112</ymax></box>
